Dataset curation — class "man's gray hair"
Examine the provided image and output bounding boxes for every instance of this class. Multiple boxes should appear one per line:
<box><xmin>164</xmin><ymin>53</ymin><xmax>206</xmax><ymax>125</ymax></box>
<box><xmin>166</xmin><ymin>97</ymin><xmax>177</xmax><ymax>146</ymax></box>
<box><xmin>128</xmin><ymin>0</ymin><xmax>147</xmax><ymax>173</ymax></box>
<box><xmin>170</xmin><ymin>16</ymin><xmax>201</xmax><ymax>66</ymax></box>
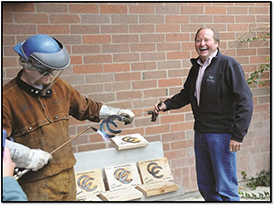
<box><xmin>194</xmin><ymin>26</ymin><xmax>220</xmax><ymax>44</ymax></box>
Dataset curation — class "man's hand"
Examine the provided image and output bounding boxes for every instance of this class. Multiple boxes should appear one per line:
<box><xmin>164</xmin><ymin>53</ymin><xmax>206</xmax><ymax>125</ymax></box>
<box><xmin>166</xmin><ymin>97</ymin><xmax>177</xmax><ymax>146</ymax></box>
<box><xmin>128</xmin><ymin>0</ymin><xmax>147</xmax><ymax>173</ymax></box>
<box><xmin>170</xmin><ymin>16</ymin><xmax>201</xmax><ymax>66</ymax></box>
<box><xmin>230</xmin><ymin>139</ymin><xmax>242</xmax><ymax>152</ymax></box>
<box><xmin>26</xmin><ymin>149</ymin><xmax>52</xmax><ymax>171</ymax></box>
<box><xmin>155</xmin><ymin>102</ymin><xmax>166</xmax><ymax>114</ymax></box>
<box><xmin>3</xmin><ymin>147</ymin><xmax>16</xmax><ymax>177</ymax></box>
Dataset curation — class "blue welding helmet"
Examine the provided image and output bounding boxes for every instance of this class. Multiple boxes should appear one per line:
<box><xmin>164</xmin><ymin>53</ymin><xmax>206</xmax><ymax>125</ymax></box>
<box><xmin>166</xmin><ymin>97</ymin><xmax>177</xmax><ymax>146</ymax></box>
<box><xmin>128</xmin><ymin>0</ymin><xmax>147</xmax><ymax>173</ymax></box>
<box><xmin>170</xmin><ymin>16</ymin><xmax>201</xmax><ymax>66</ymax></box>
<box><xmin>14</xmin><ymin>34</ymin><xmax>70</xmax><ymax>71</ymax></box>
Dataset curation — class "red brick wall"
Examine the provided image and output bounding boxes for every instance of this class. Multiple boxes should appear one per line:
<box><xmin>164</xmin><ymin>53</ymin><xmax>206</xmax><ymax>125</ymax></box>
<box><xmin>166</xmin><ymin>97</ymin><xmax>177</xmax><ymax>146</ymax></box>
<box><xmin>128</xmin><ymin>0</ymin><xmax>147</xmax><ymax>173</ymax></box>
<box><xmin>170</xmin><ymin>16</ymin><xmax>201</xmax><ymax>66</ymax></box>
<box><xmin>3</xmin><ymin>2</ymin><xmax>270</xmax><ymax>193</ymax></box>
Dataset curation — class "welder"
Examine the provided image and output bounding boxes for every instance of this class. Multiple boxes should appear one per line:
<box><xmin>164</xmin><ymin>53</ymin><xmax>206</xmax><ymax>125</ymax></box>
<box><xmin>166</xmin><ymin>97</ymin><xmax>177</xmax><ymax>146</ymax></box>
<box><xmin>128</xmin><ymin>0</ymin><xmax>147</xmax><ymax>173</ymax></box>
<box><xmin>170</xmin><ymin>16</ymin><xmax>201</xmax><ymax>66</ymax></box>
<box><xmin>3</xmin><ymin>34</ymin><xmax>135</xmax><ymax>201</ymax></box>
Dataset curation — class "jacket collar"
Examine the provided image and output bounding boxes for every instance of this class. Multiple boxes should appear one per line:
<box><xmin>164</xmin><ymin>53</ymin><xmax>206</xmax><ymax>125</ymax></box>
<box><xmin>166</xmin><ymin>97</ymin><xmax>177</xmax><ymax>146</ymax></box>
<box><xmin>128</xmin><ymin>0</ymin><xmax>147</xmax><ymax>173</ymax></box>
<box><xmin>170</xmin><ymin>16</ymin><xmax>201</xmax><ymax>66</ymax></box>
<box><xmin>190</xmin><ymin>48</ymin><xmax>220</xmax><ymax>66</ymax></box>
<box><xmin>16</xmin><ymin>69</ymin><xmax>52</xmax><ymax>98</ymax></box>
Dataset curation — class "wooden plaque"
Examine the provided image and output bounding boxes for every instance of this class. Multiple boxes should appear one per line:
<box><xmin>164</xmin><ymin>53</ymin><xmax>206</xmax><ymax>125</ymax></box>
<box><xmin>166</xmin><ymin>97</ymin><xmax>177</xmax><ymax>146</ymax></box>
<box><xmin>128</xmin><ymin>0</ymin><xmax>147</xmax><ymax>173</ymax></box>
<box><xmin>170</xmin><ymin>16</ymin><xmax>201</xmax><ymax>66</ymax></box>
<box><xmin>111</xmin><ymin>133</ymin><xmax>148</xmax><ymax>150</ymax></box>
<box><xmin>75</xmin><ymin>168</ymin><xmax>106</xmax><ymax>197</ymax></box>
<box><xmin>136</xmin><ymin>181</ymin><xmax>179</xmax><ymax>197</ymax></box>
<box><xmin>104</xmin><ymin>162</ymin><xmax>142</xmax><ymax>190</ymax></box>
<box><xmin>99</xmin><ymin>186</ymin><xmax>143</xmax><ymax>201</ymax></box>
<box><xmin>137</xmin><ymin>157</ymin><xmax>173</xmax><ymax>185</ymax></box>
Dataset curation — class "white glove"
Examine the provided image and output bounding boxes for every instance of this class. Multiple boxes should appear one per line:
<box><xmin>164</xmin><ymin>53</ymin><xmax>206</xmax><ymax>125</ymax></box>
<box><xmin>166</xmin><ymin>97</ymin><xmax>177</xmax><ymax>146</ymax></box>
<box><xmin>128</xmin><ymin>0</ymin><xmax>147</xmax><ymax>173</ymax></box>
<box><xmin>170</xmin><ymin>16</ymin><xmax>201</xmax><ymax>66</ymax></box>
<box><xmin>6</xmin><ymin>140</ymin><xmax>52</xmax><ymax>171</ymax></box>
<box><xmin>99</xmin><ymin>105</ymin><xmax>135</xmax><ymax>125</ymax></box>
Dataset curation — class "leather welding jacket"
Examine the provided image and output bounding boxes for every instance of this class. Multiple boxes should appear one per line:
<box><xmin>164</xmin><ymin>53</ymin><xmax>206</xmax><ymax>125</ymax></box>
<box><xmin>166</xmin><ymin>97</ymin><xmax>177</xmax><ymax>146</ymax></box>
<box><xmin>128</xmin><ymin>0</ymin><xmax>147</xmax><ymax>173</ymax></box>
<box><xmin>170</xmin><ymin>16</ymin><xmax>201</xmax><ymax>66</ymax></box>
<box><xmin>3</xmin><ymin>70</ymin><xmax>102</xmax><ymax>183</ymax></box>
<box><xmin>163</xmin><ymin>50</ymin><xmax>253</xmax><ymax>142</ymax></box>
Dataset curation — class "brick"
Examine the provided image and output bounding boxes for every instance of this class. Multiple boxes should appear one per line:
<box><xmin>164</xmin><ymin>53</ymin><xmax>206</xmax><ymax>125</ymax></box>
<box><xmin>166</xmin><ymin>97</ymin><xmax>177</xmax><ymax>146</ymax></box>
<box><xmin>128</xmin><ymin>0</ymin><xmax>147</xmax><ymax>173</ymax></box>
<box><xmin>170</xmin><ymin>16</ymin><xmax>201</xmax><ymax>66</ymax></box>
<box><xmin>103</xmin><ymin>44</ymin><xmax>129</xmax><ymax>53</ymax></box>
<box><xmin>166</xmin><ymin>15</ymin><xmax>189</xmax><ymax>24</ymax></box>
<box><xmin>103</xmin><ymin>63</ymin><xmax>130</xmax><ymax>73</ymax></box>
<box><xmin>159</xmin><ymin>78</ymin><xmax>183</xmax><ymax>87</ymax></box>
<box><xmin>83</xmin><ymin>35</ymin><xmax>111</xmax><ymax>44</ymax></box>
<box><xmin>113</xmin><ymin>34</ymin><xmax>139</xmax><ymax>43</ymax></box>
<box><xmin>167</xmin><ymin>51</ymin><xmax>190</xmax><ymax>60</ymax></box>
<box><xmin>73</xmin><ymin>64</ymin><xmax>102</xmax><ymax>74</ymax></box>
<box><xmin>132</xmin><ymin>80</ymin><xmax>157</xmax><ymax>89</ymax></box>
<box><xmin>100</xmin><ymin>4</ymin><xmax>127</xmax><ymax>14</ymax></box>
<box><xmin>71</xmin><ymin>25</ymin><xmax>100</xmax><ymax>34</ymax></box>
<box><xmin>36</xmin><ymin>3</ymin><xmax>68</xmax><ymax>13</ymax></box>
<box><xmin>171</xmin><ymin>140</ymin><xmax>194</xmax><ymax>150</ymax></box>
<box><xmin>69</xmin><ymin>3</ymin><xmax>98</xmax><ymax>13</ymax></box>
<box><xmin>86</xmin><ymin>73</ymin><xmax>114</xmax><ymax>84</ymax></box>
<box><xmin>129</xmin><ymin>5</ymin><xmax>155</xmax><ymax>14</ymax></box>
<box><xmin>171</xmin><ymin>122</ymin><xmax>194</xmax><ymax>132</ymax></box>
<box><xmin>156</xmin><ymin>24</ymin><xmax>180</xmax><ymax>33</ymax></box>
<box><xmin>131</xmin><ymin>62</ymin><xmax>156</xmax><ymax>71</ymax></box>
<box><xmin>161</xmin><ymin>114</ymin><xmax>185</xmax><ymax>124</ymax></box>
<box><xmin>181</xmin><ymin>6</ymin><xmax>203</xmax><ymax>14</ymax></box>
<box><xmin>164</xmin><ymin>150</ymin><xmax>187</xmax><ymax>160</ymax></box>
<box><xmin>84</xmin><ymin>54</ymin><xmax>112</xmax><ymax>64</ymax></box>
<box><xmin>156</xmin><ymin>5</ymin><xmax>181</xmax><ymax>14</ymax></box>
<box><xmin>249</xmin><ymin>7</ymin><xmax>269</xmax><ymax>14</ymax></box>
<box><xmin>144</xmin><ymin>88</ymin><xmax>167</xmax><ymax>98</ymax></box>
<box><xmin>237</xmin><ymin>48</ymin><xmax>257</xmax><ymax>56</ymax></box>
<box><xmin>250</xmin><ymin>55</ymin><xmax>269</xmax><ymax>64</ymax></box>
<box><xmin>113</xmin><ymin>53</ymin><xmax>139</xmax><ymax>62</ymax></box>
<box><xmin>236</xmin><ymin>15</ymin><xmax>256</xmax><ymax>23</ymax></box>
<box><xmin>104</xmin><ymin>82</ymin><xmax>131</xmax><ymax>92</ymax></box>
<box><xmin>81</xmin><ymin>15</ymin><xmax>110</xmax><ymax>24</ymax></box>
<box><xmin>168</xmin><ymin>68</ymin><xmax>189</xmax><ymax>78</ymax></box>
<box><xmin>143</xmin><ymin>70</ymin><xmax>167</xmax><ymax>80</ymax></box>
<box><xmin>117</xmin><ymin>91</ymin><xmax>142</xmax><ymax>100</ymax></box>
<box><xmin>129</xmin><ymin>25</ymin><xmax>155</xmax><ymax>33</ymax></box>
<box><xmin>158</xmin><ymin>61</ymin><xmax>181</xmax><ymax>70</ymax></box>
<box><xmin>157</xmin><ymin>43</ymin><xmax>181</xmax><ymax>51</ymax></box>
<box><xmin>190</xmin><ymin>15</ymin><xmax>213</xmax><ymax>23</ymax></box>
<box><xmin>3</xmin><ymin>57</ymin><xmax>18</xmax><ymax>67</ymax></box>
<box><xmin>38</xmin><ymin>25</ymin><xmax>70</xmax><ymax>34</ymax></box>
<box><xmin>74</xmin><ymin>84</ymin><xmax>103</xmax><ymax>94</ymax></box>
<box><xmin>130</xmin><ymin>43</ymin><xmax>155</xmax><ymax>52</ymax></box>
<box><xmin>115</xmin><ymin>72</ymin><xmax>141</xmax><ymax>82</ymax></box>
<box><xmin>162</xmin><ymin>131</ymin><xmax>186</xmax><ymax>142</ymax></box>
<box><xmin>141</xmin><ymin>52</ymin><xmax>165</xmax><ymax>61</ymax></box>
<box><xmin>145</xmin><ymin>125</ymin><xmax>170</xmax><ymax>135</ymax></box>
<box><xmin>3</xmin><ymin>25</ymin><xmax>36</xmax><ymax>34</ymax></box>
<box><xmin>166</xmin><ymin>34</ymin><xmax>189</xmax><ymax>42</ymax></box>
<box><xmin>139</xmin><ymin>15</ymin><xmax>165</xmax><ymax>24</ymax></box>
<box><xmin>214</xmin><ymin>15</ymin><xmax>235</xmax><ymax>23</ymax></box>
<box><xmin>2</xmin><ymin>14</ymin><xmax>12</xmax><ymax>23</ymax></box>
<box><xmin>88</xmin><ymin>93</ymin><xmax>115</xmax><ymax>102</ymax></box>
<box><xmin>3</xmin><ymin>2</ymin><xmax>34</xmax><ymax>12</ymax></box>
<box><xmin>101</xmin><ymin>25</ymin><xmax>128</xmax><ymax>33</ymax></box>
<box><xmin>49</xmin><ymin>14</ymin><xmax>80</xmax><ymax>23</ymax></box>
<box><xmin>205</xmin><ymin>6</ymin><xmax>226</xmax><ymax>14</ymax></box>
<box><xmin>140</xmin><ymin>34</ymin><xmax>165</xmax><ymax>43</ymax></box>
<box><xmin>15</xmin><ymin>14</ymin><xmax>48</xmax><ymax>23</ymax></box>
<box><xmin>70</xmin><ymin>55</ymin><xmax>82</xmax><ymax>65</ymax></box>
<box><xmin>227</xmin><ymin>24</ymin><xmax>249</xmax><ymax>32</ymax></box>
<box><xmin>3</xmin><ymin>36</ymin><xmax>15</xmax><ymax>46</ymax></box>
<box><xmin>72</xmin><ymin>45</ymin><xmax>101</xmax><ymax>54</ymax></box>
<box><xmin>111</xmin><ymin>15</ymin><xmax>138</xmax><ymax>24</ymax></box>
<box><xmin>227</xmin><ymin>7</ymin><xmax>248</xmax><ymax>14</ymax></box>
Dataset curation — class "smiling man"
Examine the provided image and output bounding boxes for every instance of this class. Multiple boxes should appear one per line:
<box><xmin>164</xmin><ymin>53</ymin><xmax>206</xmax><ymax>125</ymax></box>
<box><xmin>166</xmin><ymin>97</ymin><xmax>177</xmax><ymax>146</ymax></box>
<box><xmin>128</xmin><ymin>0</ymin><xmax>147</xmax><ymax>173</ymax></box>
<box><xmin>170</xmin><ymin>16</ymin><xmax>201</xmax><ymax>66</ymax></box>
<box><xmin>154</xmin><ymin>27</ymin><xmax>253</xmax><ymax>201</ymax></box>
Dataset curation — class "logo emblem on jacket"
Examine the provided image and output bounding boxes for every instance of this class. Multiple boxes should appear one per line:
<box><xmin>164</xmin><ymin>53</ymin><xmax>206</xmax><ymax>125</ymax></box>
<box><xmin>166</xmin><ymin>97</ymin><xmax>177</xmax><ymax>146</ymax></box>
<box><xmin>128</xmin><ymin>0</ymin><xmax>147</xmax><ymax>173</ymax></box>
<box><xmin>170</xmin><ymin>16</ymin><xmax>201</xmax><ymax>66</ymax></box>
<box><xmin>206</xmin><ymin>75</ymin><xmax>215</xmax><ymax>83</ymax></box>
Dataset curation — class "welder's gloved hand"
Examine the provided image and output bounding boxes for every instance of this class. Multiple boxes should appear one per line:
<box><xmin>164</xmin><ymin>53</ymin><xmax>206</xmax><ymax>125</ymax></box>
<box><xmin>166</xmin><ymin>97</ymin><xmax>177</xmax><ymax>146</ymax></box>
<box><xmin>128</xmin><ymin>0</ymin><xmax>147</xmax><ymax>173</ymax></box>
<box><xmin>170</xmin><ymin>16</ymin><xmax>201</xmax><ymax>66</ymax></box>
<box><xmin>6</xmin><ymin>140</ymin><xmax>52</xmax><ymax>171</ymax></box>
<box><xmin>99</xmin><ymin>105</ymin><xmax>135</xmax><ymax>125</ymax></box>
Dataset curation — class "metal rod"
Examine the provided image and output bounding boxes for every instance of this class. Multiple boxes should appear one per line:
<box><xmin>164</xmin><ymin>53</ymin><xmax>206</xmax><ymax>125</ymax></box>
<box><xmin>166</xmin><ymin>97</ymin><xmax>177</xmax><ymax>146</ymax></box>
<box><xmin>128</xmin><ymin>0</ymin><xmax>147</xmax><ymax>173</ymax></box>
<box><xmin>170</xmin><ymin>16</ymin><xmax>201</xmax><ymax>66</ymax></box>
<box><xmin>13</xmin><ymin>126</ymin><xmax>93</xmax><ymax>180</ymax></box>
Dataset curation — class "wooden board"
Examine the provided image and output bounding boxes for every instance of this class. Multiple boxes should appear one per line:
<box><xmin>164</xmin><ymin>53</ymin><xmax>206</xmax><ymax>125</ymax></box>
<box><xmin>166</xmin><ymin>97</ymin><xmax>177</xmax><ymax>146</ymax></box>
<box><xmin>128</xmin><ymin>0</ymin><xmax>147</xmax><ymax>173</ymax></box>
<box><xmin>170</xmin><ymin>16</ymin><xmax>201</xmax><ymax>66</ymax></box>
<box><xmin>111</xmin><ymin>133</ymin><xmax>148</xmax><ymax>150</ymax></box>
<box><xmin>99</xmin><ymin>186</ymin><xmax>143</xmax><ymax>201</ymax></box>
<box><xmin>104</xmin><ymin>162</ymin><xmax>142</xmax><ymax>190</ymax></box>
<box><xmin>75</xmin><ymin>168</ymin><xmax>106</xmax><ymax>198</ymax></box>
<box><xmin>136</xmin><ymin>181</ymin><xmax>179</xmax><ymax>197</ymax></box>
<box><xmin>137</xmin><ymin>157</ymin><xmax>173</xmax><ymax>185</ymax></box>
<box><xmin>77</xmin><ymin>193</ymin><xmax>102</xmax><ymax>201</ymax></box>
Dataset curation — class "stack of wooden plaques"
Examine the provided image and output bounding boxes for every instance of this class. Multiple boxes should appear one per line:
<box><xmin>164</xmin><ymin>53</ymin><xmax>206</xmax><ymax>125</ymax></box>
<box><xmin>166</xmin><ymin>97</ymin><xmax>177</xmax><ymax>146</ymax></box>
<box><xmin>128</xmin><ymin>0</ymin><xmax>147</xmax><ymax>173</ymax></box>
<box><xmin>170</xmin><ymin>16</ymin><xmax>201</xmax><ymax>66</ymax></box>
<box><xmin>75</xmin><ymin>168</ymin><xmax>105</xmax><ymax>201</ymax></box>
<box><xmin>136</xmin><ymin>157</ymin><xmax>179</xmax><ymax>197</ymax></box>
<box><xmin>111</xmin><ymin>133</ymin><xmax>148</xmax><ymax>150</ymax></box>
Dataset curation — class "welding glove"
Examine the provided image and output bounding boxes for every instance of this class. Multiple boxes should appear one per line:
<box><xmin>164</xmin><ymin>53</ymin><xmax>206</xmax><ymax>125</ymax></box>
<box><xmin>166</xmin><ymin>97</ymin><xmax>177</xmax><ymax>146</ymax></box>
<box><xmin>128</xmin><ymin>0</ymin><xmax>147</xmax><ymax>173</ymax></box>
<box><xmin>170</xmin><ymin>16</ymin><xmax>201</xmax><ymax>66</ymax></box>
<box><xmin>6</xmin><ymin>140</ymin><xmax>52</xmax><ymax>172</ymax></box>
<box><xmin>99</xmin><ymin>105</ymin><xmax>135</xmax><ymax>125</ymax></box>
